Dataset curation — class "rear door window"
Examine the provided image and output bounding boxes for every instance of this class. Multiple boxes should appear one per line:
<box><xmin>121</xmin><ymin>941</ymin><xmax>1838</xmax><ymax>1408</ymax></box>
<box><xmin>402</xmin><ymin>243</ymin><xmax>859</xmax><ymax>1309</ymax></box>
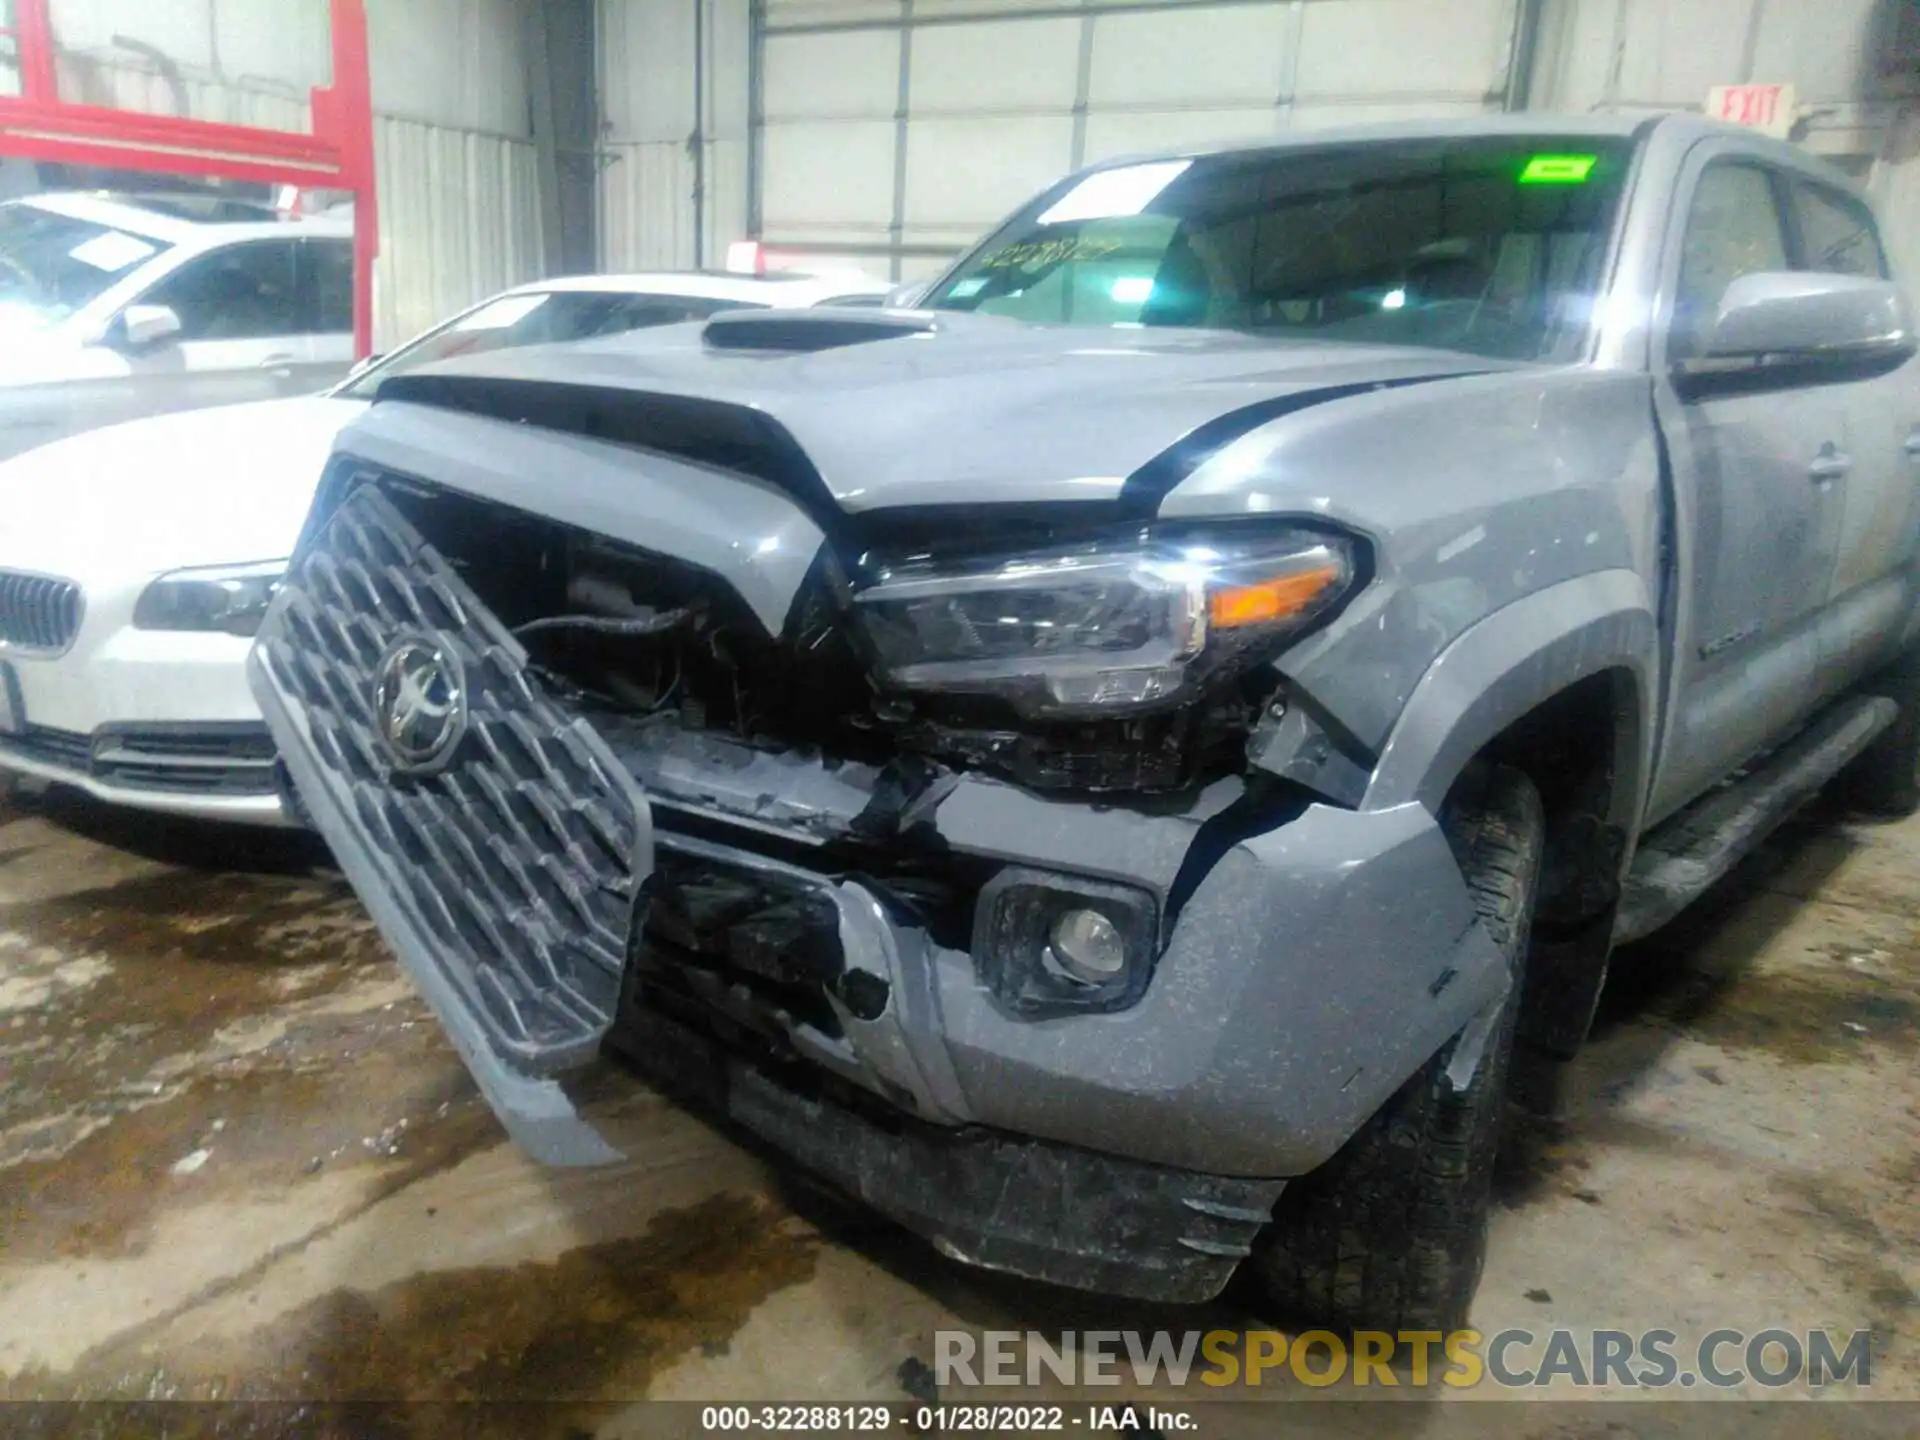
<box><xmin>301</xmin><ymin>238</ymin><xmax>354</xmax><ymax>335</ymax></box>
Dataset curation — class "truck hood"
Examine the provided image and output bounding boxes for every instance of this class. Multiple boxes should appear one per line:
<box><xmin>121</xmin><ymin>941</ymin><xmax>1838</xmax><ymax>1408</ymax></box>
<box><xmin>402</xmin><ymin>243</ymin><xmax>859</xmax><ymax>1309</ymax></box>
<box><xmin>377</xmin><ymin>312</ymin><xmax>1504</xmax><ymax>512</ymax></box>
<box><xmin>0</xmin><ymin>394</ymin><xmax>365</xmax><ymax>583</ymax></box>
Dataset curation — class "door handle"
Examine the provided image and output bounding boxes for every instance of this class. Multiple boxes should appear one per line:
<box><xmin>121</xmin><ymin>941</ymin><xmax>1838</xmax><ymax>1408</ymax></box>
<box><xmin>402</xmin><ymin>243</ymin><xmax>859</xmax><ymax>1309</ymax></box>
<box><xmin>1808</xmin><ymin>448</ymin><xmax>1852</xmax><ymax>484</ymax></box>
<box><xmin>1903</xmin><ymin>430</ymin><xmax>1920</xmax><ymax>458</ymax></box>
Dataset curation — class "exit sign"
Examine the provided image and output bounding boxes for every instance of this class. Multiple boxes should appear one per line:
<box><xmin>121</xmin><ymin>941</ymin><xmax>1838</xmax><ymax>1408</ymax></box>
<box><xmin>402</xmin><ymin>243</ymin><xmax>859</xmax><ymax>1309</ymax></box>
<box><xmin>1706</xmin><ymin>83</ymin><xmax>1797</xmax><ymax>138</ymax></box>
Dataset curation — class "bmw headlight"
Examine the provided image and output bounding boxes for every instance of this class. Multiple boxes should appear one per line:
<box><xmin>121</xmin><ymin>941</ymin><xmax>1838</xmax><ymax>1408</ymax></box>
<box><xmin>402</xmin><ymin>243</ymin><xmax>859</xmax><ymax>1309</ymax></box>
<box><xmin>132</xmin><ymin>560</ymin><xmax>285</xmax><ymax>637</ymax></box>
<box><xmin>853</xmin><ymin>527</ymin><xmax>1358</xmax><ymax>718</ymax></box>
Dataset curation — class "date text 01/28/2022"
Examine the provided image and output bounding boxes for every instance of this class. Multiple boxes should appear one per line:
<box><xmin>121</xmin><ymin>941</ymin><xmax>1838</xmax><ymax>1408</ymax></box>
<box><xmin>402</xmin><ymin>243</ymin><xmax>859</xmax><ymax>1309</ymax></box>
<box><xmin>698</xmin><ymin>1405</ymin><xmax>1194</xmax><ymax>1432</ymax></box>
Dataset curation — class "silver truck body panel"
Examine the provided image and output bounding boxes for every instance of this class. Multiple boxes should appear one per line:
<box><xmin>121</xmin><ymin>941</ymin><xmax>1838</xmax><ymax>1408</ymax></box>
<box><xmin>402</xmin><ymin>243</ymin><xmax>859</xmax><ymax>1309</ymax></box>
<box><xmin>394</xmin><ymin>319</ymin><xmax>1494</xmax><ymax>512</ymax></box>
<box><xmin>335</xmin><ymin>401</ymin><xmax>827</xmax><ymax>636</ymax></box>
<box><xmin>249</xmin><ymin>112</ymin><xmax>1920</xmax><ymax>1301</ymax></box>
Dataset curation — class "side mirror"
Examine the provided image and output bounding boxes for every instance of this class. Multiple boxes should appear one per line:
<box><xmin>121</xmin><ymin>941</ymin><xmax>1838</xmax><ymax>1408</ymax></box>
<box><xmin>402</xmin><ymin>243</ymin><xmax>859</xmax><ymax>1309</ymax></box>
<box><xmin>119</xmin><ymin>303</ymin><xmax>183</xmax><ymax>349</ymax></box>
<box><xmin>1691</xmin><ymin>272</ymin><xmax>1916</xmax><ymax>370</ymax></box>
<box><xmin>884</xmin><ymin>281</ymin><xmax>929</xmax><ymax>309</ymax></box>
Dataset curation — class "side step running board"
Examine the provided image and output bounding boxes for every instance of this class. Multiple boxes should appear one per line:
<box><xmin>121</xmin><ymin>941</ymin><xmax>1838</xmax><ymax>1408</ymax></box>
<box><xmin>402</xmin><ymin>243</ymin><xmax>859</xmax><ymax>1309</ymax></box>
<box><xmin>1615</xmin><ymin>694</ymin><xmax>1897</xmax><ymax>945</ymax></box>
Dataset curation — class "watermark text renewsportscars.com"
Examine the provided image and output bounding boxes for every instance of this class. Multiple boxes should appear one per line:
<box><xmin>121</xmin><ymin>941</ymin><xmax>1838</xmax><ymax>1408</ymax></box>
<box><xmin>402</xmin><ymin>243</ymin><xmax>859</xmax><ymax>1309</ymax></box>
<box><xmin>933</xmin><ymin>1328</ymin><xmax>1875</xmax><ymax>1391</ymax></box>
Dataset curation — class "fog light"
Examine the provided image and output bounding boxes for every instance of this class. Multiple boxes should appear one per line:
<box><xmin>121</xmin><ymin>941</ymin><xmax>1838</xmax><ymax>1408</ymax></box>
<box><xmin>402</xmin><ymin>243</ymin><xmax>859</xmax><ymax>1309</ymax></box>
<box><xmin>973</xmin><ymin>868</ymin><xmax>1159</xmax><ymax>1019</ymax></box>
<box><xmin>1050</xmin><ymin>907</ymin><xmax>1126</xmax><ymax>984</ymax></box>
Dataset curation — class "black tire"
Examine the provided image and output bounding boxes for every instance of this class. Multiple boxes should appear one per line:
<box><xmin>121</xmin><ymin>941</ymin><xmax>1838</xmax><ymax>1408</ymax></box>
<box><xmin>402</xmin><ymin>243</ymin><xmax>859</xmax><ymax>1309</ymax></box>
<box><xmin>1252</xmin><ymin>762</ymin><xmax>1544</xmax><ymax>1336</ymax></box>
<box><xmin>1840</xmin><ymin>643</ymin><xmax>1920</xmax><ymax>818</ymax></box>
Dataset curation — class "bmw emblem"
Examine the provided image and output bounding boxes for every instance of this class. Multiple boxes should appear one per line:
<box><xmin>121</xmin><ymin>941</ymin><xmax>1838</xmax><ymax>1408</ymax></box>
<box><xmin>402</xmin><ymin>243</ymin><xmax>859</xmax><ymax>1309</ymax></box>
<box><xmin>373</xmin><ymin>634</ymin><xmax>468</xmax><ymax>774</ymax></box>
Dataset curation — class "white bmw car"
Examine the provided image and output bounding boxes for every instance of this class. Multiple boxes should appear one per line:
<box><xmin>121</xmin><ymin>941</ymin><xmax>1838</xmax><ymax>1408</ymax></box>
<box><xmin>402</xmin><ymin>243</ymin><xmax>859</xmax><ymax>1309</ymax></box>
<box><xmin>0</xmin><ymin>267</ymin><xmax>889</xmax><ymax>824</ymax></box>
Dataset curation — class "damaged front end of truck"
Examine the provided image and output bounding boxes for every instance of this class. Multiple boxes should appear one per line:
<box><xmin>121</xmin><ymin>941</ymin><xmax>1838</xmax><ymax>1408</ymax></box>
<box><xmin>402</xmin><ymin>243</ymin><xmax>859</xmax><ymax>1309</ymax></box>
<box><xmin>249</xmin><ymin>316</ymin><xmax>1515</xmax><ymax>1305</ymax></box>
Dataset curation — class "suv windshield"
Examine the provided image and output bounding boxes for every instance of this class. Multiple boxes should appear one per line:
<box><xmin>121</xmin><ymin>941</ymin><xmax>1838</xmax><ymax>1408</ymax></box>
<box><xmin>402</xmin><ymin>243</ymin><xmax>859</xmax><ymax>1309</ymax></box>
<box><xmin>0</xmin><ymin>204</ymin><xmax>172</xmax><ymax>331</ymax></box>
<box><xmin>338</xmin><ymin>288</ymin><xmax>761</xmax><ymax>399</ymax></box>
<box><xmin>922</xmin><ymin>136</ymin><xmax>1635</xmax><ymax>363</ymax></box>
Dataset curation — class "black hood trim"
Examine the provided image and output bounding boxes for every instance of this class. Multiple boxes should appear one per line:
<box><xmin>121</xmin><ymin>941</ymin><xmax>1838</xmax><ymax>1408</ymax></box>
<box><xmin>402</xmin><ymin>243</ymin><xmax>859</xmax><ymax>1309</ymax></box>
<box><xmin>1114</xmin><ymin>370</ymin><xmax>1486</xmax><ymax>517</ymax></box>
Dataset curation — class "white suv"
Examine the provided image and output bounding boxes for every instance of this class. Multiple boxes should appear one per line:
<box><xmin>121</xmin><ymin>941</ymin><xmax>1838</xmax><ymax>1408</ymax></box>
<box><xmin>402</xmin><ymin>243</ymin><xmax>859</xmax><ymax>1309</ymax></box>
<box><xmin>0</xmin><ymin>191</ymin><xmax>355</xmax><ymax>460</ymax></box>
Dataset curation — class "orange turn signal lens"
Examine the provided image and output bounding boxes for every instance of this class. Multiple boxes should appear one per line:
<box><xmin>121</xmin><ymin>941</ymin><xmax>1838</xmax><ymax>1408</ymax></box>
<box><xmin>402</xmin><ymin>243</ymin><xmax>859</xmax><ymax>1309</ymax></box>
<box><xmin>1208</xmin><ymin>563</ymin><xmax>1343</xmax><ymax>630</ymax></box>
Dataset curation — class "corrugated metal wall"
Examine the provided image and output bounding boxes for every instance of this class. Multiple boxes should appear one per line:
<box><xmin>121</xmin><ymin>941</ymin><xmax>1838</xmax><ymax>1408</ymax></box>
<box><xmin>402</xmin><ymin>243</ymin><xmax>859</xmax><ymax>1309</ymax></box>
<box><xmin>757</xmin><ymin>0</ymin><xmax>1523</xmax><ymax>280</ymax></box>
<box><xmin>49</xmin><ymin>0</ymin><xmax>332</xmax><ymax>124</ymax></box>
<box><xmin>598</xmin><ymin>0</ymin><xmax>750</xmax><ymax>273</ymax></box>
<box><xmin>1530</xmin><ymin>0</ymin><xmax>1920</xmax><ymax>282</ymax></box>
<box><xmin>50</xmin><ymin>59</ymin><xmax>312</xmax><ymax>132</ymax></box>
<box><xmin>369</xmin><ymin>118</ymin><xmax>545</xmax><ymax>346</ymax></box>
<box><xmin>606</xmin><ymin>0</ymin><xmax>1526</xmax><ymax>281</ymax></box>
<box><xmin>43</xmin><ymin>0</ymin><xmax>548</xmax><ymax>348</ymax></box>
<box><xmin>601</xmin><ymin>0</ymin><xmax>1920</xmax><ymax>290</ymax></box>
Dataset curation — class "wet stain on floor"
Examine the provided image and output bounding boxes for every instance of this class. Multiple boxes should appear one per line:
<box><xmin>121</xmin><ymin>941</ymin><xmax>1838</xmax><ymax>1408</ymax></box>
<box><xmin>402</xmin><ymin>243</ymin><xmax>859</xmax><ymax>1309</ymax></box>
<box><xmin>3</xmin><ymin>867</ymin><xmax>401</xmax><ymax>1158</ymax></box>
<box><xmin>3</xmin><ymin>866</ymin><xmax>385</xmax><ymax>999</ymax></box>
<box><xmin>2</xmin><ymin>839</ymin><xmax>496</xmax><ymax>1268</ymax></box>
<box><xmin>1600</xmin><ymin>898</ymin><xmax>1920</xmax><ymax>1066</ymax></box>
<box><xmin>0</xmin><ymin>840</ymin><xmax>43</xmax><ymax>869</ymax></box>
<box><xmin>10</xmin><ymin>1193</ymin><xmax>817</xmax><ymax>1410</ymax></box>
<box><xmin>1775</xmin><ymin>1167</ymin><xmax>1919</xmax><ymax>1363</ymax></box>
<box><xmin>3</xmin><ymin>1054</ymin><xmax>488</xmax><ymax>1262</ymax></box>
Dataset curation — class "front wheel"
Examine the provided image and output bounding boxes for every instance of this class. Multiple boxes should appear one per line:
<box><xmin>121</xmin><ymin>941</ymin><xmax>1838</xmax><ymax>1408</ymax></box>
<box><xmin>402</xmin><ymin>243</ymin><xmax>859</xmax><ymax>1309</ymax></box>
<box><xmin>1252</xmin><ymin>762</ymin><xmax>1544</xmax><ymax>1336</ymax></box>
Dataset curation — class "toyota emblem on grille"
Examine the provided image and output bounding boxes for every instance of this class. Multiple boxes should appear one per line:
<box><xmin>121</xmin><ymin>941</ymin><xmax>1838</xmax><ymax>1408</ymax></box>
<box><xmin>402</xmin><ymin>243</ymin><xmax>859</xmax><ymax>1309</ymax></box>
<box><xmin>373</xmin><ymin>635</ymin><xmax>468</xmax><ymax>774</ymax></box>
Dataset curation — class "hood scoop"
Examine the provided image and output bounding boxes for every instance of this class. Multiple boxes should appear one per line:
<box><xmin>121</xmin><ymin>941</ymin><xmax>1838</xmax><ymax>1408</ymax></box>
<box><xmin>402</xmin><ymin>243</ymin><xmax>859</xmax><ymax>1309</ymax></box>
<box><xmin>702</xmin><ymin>307</ymin><xmax>936</xmax><ymax>354</ymax></box>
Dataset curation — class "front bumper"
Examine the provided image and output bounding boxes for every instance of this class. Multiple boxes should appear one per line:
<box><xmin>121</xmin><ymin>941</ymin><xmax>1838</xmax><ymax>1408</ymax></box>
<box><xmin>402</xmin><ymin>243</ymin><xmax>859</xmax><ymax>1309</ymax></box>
<box><xmin>252</xmin><ymin>481</ymin><xmax>1506</xmax><ymax>1303</ymax></box>
<box><xmin>1</xmin><ymin>619</ymin><xmax>287</xmax><ymax>825</ymax></box>
<box><xmin>618</xmin><ymin>1000</ymin><xmax>1287</xmax><ymax>1303</ymax></box>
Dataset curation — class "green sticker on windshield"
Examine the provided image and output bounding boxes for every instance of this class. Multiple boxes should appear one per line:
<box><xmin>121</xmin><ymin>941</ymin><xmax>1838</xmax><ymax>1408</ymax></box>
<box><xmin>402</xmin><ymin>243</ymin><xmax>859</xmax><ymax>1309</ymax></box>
<box><xmin>1519</xmin><ymin>153</ymin><xmax>1597</xmax><ymax>185</ymax></box>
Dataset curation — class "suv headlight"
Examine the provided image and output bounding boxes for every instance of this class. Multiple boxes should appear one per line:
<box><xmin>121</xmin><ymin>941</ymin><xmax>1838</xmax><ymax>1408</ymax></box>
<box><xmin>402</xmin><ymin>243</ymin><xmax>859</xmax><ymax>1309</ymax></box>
<box><xmin>132</xmin><ymin>560</ymin><xmax>285</xmax><ymax>637</ymax></box>
<box><xmin>853</xmin><ymin>527</ymin><xmax>1357</xmax><ymax>718</ymax></box>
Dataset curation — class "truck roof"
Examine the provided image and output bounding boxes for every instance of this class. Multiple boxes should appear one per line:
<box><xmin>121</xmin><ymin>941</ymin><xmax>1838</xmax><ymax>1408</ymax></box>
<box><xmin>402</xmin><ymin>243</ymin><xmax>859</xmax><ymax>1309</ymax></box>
<box><xmin>1087</xmin><ymin>109</ymin><xmax>1848</xmax><ymax>186</ymax></box>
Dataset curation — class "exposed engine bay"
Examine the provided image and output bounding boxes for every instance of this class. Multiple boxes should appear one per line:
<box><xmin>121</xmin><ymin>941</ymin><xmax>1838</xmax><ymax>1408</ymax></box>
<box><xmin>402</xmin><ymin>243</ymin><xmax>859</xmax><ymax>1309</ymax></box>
<box><xmin>376</xmin><ymin>475</ymin><xmax>1284</xmax><ymax>802</ymax></box>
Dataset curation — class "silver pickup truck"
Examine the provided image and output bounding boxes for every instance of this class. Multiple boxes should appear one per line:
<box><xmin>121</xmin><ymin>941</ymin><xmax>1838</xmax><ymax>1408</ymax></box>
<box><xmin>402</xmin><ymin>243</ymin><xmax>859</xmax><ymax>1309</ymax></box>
<box><xmin>251</xmin><ymin>113</ymin><xmax>1920</xmax><ymax>1335</ymax></box>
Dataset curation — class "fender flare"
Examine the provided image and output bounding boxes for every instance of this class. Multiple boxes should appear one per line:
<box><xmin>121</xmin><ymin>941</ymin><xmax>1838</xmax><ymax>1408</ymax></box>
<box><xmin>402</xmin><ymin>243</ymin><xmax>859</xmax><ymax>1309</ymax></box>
<box><xmin>1361</xmin><ymin>569</ymin><xmax>1659</xmax><ymax>828</ymax></box>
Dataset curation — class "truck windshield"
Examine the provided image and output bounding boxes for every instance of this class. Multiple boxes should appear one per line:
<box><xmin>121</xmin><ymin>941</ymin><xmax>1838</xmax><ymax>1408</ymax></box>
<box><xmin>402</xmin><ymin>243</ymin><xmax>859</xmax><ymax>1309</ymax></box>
<box><xmin>0</xmin><ymin>205</ymin><xmax>172</xmax><ymax>331</ymax></box>
<box><xmin>921</xmin><ymin>136</ymin><xmax>1635</xmax><ymax>363</ymax></box>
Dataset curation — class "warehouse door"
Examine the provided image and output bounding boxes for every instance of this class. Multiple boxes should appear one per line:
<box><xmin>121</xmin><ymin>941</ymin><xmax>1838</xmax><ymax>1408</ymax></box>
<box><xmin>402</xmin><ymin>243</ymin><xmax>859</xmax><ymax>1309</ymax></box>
<box><xmin>754</xmin><ymin>0</ymin><xmax>1526</xmax><ymax>280</ymax></box>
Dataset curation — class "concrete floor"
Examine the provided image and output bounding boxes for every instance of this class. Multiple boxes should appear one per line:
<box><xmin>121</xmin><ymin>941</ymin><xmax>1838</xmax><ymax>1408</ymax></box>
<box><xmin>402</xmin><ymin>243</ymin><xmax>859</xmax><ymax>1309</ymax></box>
<box><xmin>1</xmin><ymin>780</ymin><xmax>1915</xmax><ymax>1435</ymax></box>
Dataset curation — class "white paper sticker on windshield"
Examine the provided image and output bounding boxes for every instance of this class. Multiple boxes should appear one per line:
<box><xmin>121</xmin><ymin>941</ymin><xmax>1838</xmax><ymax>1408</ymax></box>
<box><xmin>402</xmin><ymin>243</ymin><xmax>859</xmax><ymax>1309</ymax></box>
<box><xmin>68</xmin><ymin>231</ymin><xmax>159</xmax><ymax>273</ymax></box>
<box><xmin>452</xmin><ymin>294</ymin><xmax>550</xmax><ymax>331</ymax></box>
<box><xmin>1037</xmin><ymin>160</ymin><xmax>1192</xmax><ymax>227</ymax></box>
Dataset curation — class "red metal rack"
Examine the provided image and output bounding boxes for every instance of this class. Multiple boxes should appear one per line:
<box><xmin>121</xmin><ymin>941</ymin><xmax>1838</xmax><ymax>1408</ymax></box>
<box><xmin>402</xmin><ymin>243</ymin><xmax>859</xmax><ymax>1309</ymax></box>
<box><xmin>0</xmin><ymin>0</ymin><xmax>379</xmax><ymax>357</ymax></box>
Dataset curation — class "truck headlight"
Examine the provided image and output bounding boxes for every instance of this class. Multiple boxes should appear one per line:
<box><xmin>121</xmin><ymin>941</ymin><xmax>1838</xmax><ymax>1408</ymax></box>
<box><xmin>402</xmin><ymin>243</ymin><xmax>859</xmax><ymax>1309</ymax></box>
<box><xmin>132</xmin><ymin>560</ymin><xmax>285</xmax><ymax>637</ymax></box>
<box><xmin>853</xmin><ymin>528</ymin><xmax>1357</xmax><ymax>717</ymax></box>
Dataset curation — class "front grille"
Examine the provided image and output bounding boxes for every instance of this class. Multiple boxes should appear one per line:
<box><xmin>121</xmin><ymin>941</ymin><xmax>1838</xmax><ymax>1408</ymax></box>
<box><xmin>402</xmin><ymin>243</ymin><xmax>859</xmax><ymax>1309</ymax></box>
<box><xmin>0</xmin><ymin>571</ymin><xmax>82</xmax><ymax>652</ymax></box>
<box><xmin>257</xmin><ymin>484</ymin><xmax>648</xmax><ymax>1071</ymax></box>
<box><xmin>3</xmin><ymin>725</ymin><xmax>92</xmax><ymax>771</ymax></box>
<box><xmin>635</xmin><ymin>845</ymin><xmax>855</xmax><ymax>1044</ymax></box>
<box><xmin>102</xmin><ymin>725</ymin><xmax>277</xmax><ymax>763</ymax></box>
<box><xmin>0</xmin><ymin>721</ymin><xmax>277</xmax><ymax>796</ymax></box>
